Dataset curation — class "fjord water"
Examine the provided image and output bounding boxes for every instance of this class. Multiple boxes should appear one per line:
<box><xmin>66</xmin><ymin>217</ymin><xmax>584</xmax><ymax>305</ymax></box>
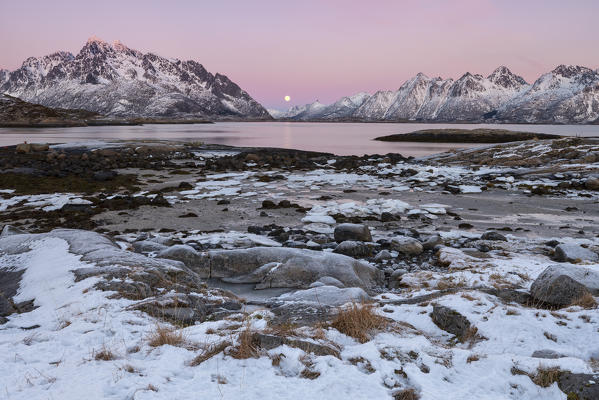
<box><xmin>0</xmin><ymin>122</ymin><xmax>597</xmax><ymax>156</ymax></box>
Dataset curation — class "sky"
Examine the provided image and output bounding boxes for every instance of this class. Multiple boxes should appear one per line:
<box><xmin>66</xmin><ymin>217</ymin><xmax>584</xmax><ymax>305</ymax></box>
<box><xmin>1</xmin><ymin>0</ymin><xmax>598</xmax><ymax>109</ymax></box>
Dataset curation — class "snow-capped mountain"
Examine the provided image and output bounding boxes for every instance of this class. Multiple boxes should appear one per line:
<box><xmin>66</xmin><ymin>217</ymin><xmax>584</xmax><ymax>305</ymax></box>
<box><xmin>0</xmin><ymin>37</ymin><xmax>271</xmax><ymax>120</ymax></box>
<box><xmin>277</xmin><ymin>66</ymin><xmax>599</xmax><ymax>123</ymax></box>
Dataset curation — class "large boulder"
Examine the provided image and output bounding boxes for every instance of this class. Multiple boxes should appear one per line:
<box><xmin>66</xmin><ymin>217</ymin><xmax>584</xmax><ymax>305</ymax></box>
<box><xmin>390</xmin><ymin>236</ymin><xmax>423</xmax><ymax>256</ymax></box>
<box><xmin>157</xmin><ymin>245</ymin><xmax>202</xmax><ymax>266</ymax></box>
<box><xmin>554</xmin><ymin>243</ymin><xmax>598</xmax><ymax>263</ymax></box>
<box><xmin>430</xmin><ymin>305</ymin><xmax>472</xmax><ymax>340</ymax></box>
<box><xmin>480</xmin><ymin>231</ymin><xmax>507</xmax><ymax>242</ymax></box>
<box><xmin>585</xmin><ymin>177</ymin><xmax>599</xmax><ymax>190</ymax></box>
<box><xmin>530</xmin><ymin>265</ymin><xmax>598</xmax><ymax>307</ymax></box>
<box><xmin>333</xmin><ymin>223</ymin><xmax>372</xmax><ymax>243</ymax></box>
<box><xmin>160</xmin><ymin>246</ymin><xmax>384</xmax><ymax>290</ymax></box>
<box><xmin>333</xmin><ymin>240</ymin><xmax>376</xmax><ymax>258</ymax></box>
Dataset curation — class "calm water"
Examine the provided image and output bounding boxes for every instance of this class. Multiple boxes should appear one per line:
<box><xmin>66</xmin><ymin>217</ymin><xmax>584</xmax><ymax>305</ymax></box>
<box><xmin>0</xmin><ymin>122</ymin><xmax>597</xmax><ymax>156</ymax></box>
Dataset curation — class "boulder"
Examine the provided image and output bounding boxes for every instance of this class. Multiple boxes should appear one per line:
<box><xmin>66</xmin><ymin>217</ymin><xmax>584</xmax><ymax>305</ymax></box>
<box><xmin>554</xmin><ymin>243</ymin><xmax>598</xmax><ymax>263</ymax></box>
<box><xmin>333</xmin><ymin>223</ymin><xmax>372</xmax><ymax>243</ymax></box>
<box><xmin>132</xmin><ymin>240</ymin><xmax>168</xmax><ymax>254</ymax></box>
<box><xmin>530</xmin><ymin>266</ymin><xmax>597</xmax><ymax>307</ymax></box>
<box><xmin>15</xmin><ymin>143</ymin><xmax>31</xmax><ymax>154</ymax></box>
<box><xmin>374</xmin><ymin>250</ymin><xmax>392</xmax><ymax>262</ymax></box>
<box><xmin>430</xmin><ymin>305</ymin><xmax>472</xmax><ymax>340</ymax></box>
<box><xmin>480</xmin><ymin>231</ymin><xmax>507</xmax><ymax>242</ymax></box>
<box><xmin>333</xmin><ymin>240</ymin><xmax>376</xmax><ymax>258</ymax></box>
<box><xmin>531</xmin><ymin>349</ymin><xmax>566</xmax><ymax>359</ymax></box>
<box><xmin>557</xmin><ymin>372</ymin><xmax>599</xmax><ymax>400</ymax></box>
<box><xmin>197</xmin><ymin>247</ymin><xmax>383</xmax><ymax>290</ymax></box>
<box><xmin>584</xmin><ymin>177</ymin><xmax>599</xmax><ymax>191</ymax></box>
<box><xmin>275</xmin><ymin>285</ymin><xmax>370</xmax><ymax>306</ymax></box>
<box><xmin>30</xmin><ymin>143</ymin><xmax>49</xmax><ymax>152</ymax></box>
<box><xmin>422</xmin><ymin>234</ymin><xmax>444</xmax><ymax>250</ymax></box>
<box><xmin>157</xmin><ymin>245</ymin><xmax>202</xmax><ymax>268</ymax></box>
<box><xmin>390</xmin><ymin>236</ymin><xmax>423</xmax><ymax>256</ymax></box>
<box><xmin>251</xmin><ymin>333</ymin><xmax>340</xmax><ymax>358</ymax></box>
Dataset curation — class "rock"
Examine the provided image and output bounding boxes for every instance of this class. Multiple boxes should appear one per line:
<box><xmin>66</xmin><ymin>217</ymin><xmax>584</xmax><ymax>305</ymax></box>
<box><xmin>251</xmin><ymin>333</ymin><xmax>340</xmax><ymax>358</ymax></box>
<box><xmin>333</xmin><ymin>241</ymin><xmax>376</xmax><ymax>258</ymax></box>
<box><xmin>15</xmin><ymin>143</ymin><xmax>31</xmax><ymax>154</ymax></box>
<box><xmin>374</xmin><ymin>250</ymin><xmax>392</xmax><ymax>262</ymax></box>
<box><xmin>422</xmin><ymin>234</ymin><xmax>444</xmax><ymax>250</ymax></box>
<box><xmin>0</xmin><ymin>295</ymin><xmax>15</xmax><ymax>318</ymax></box>
<box><xmin>92</xmin><ymin>170</ymin><xmax>118</xmax><ymax>181</ymax></box>
<box><xmin>554</xmin><ymin>243</ymin><xmax>598</xmax><ymax>263</ymax></box>
<box><xmin>480</xmin><ymin>231</ymin><xmax>507</xmax><ymax>241</ymax></box>
<box><xmin>261</xmin><ymin>199</ymin><xmax>277</xmax><ymax>209</ymax></box>
<box><xmin>390</xmin><ymin>236</ymin><xmax>423</xmax><ymax>256</ymax></box>
<box><xmin>30</xmin><ymin>143</ymin><xmax>49</xmax><ymax>152</ymax></box>
<box><xmin>276</xmin><ymin>286</ymin><xmax>370</xmax><ymax>306</ymax></box>
<box><xmin>201</xmin><ymin>247</ymin><xmax>383</xmax><ymax>290</ymax></box>
<box><xmin>132</xmin><ymin>240</ymin><xmax>168</xmax><ymax>254</ymax></box>
<box><xmin>157</xmin><ymin>245</ymin><xmax>203</xmax><ymax>270</ymax></box>
<box><xmin>530</xmin><ymin>271</ymin><xmax>592</xmax><ymax>307</ymax></box>
<box><xmin>430</xmin><ymin>305</ymin><xmax>472</xmax><ymax>340</ymax></box>
<box><xmin>584</xmin><ymin>177</ymin><xmax>599</xmax><ymax>191</ymax></box>
<box><xmin>531</xmin><ymin>349</ymin><xmax>566</xmax><ymax>359</ymax></box>
<box><xmin>333</xmin><ymin>223</ymin><xmax>372</xmax><ymax>243</ymax></box>
<box><xmin>557</xmin><ymin>372</ymin><xmax>599</xmax><ymax>400</ymax></box>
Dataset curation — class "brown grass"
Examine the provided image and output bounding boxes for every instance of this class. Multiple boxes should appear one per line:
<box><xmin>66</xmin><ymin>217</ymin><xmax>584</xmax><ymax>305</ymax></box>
<box><xmin>147</xmin><ymin>324</ymin><xmax>187</xmax><ymax>348</ymax></box>
<box><xmin>230</xmin><ymin>323</ymin><xmax>259</xmax><ymax>359</ymax></box>
<box><xmin>331</xmin><ymin>303</ymin><xmax>389</xmax><ymax>343</ymax></box>
<box><xmin>393</xmin><ymin>388</ymin><xmax>420</xmax><ymax>400</ymax></box>
<box><xmin>532</xmin><ymin>366</ymin><xmax>562</xmax><ymax>387</ymax></box>
<box><xmin>94</xmin><ymin>346</ymin><xmax>116</xmax><ymax>361</ymax></box>
<box><xmin>570</xmin><ymin>293</ymin><xmax>597</xmax><ymax>309</ymax></box>
<box><xmin>466</xmin><ymin>354</ymin><xmax>480</xmax><ymax>363</ymax></box>
<box><xmin>189</xmin><ymin>341</ymin><xmax>231</xmax><ymax>366</ymax></box>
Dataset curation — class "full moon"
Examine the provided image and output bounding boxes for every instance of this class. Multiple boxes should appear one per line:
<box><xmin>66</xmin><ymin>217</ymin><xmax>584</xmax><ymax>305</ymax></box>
<box><xmin>284</xmin><ymin>95</ymin><xmax>291</xmax><ymax>102</ymax></box>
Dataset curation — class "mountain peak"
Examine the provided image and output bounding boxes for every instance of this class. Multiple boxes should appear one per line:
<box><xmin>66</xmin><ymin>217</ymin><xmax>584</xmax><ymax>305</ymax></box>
<box><xmin>551</xmin><ymin>64</ymin><xmax>593</xmax><ymax>78</ymax></box>
<box><xmin>86</xmin><ymin>35</ymin><xmax>108</xmax><ymax>45</ymax></box>
<box><xmin>488</xmin><ymin>66</ymin><xmax>527</xmax><ymax>88</ymax></box>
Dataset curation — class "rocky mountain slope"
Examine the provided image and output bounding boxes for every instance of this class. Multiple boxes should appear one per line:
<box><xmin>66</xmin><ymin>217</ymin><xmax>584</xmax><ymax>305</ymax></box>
<box><xmin>0</xmin><ymin>94</ymin><xmax>100</xmax><ymax>127</ymax></box>
<box><xmin>276</xmin><ymin>66</ymin><xmax>599</xmax><ymax>124</ymax></box>
<box><xmin>0</xmin><ymin>37</ymin><xmax>271</xmax><ymax>120</ymax></box>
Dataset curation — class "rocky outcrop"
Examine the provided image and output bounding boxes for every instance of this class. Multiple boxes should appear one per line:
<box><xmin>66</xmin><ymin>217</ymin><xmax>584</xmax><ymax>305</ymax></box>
<box><xmin>430</xmin><ymin>305</ymin><xmax>472</xmax><ymax>340</ymax></box>
<box><xmin>554</xmin><ymin>243</ymin><xmax>598</xmax><ymax>263</ymax></box>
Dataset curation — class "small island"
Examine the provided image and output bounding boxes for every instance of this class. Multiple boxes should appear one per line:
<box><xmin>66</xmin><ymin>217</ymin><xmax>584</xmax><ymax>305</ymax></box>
<box><xmin>374</xmin><ymin>128</ymin><xmax>563</xmax><ymax>143</ymax></box>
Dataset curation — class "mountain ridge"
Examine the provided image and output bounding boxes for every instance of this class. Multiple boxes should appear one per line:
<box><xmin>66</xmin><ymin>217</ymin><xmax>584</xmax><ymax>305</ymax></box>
<box><xmin>274</xmin><ymin>65</ymin><xmax>599</xmax><ymax>124</ymax></box>
<box><xmin>0</xmin><ymin>37</ymin><xmax>271</xmax><ymax>120</ymax></box>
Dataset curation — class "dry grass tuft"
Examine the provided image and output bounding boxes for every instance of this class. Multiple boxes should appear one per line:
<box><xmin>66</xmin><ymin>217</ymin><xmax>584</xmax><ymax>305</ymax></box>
<box><xmin>393</xmin><ymin>388</ymin><xmax>420</xmax><ymax>400</ymax></box>
<box><xmin>230</xmin><ymin>322</ymin><xmax>259</xmax><ymax>359</ymax></box>
<box><xmin>147</xmin><ymin>324</ymin><xmax>187</xmax><ymax>348</ymax></box>
<box><xmin>532</xmin><ymin>366</ymin><xmax>562</xmax><ymax>388</ymax></box>
<box><xmin>466</xmin><ymin>354</ymin><xmax>480</xmax><ymax>363</ymax></box>
<box><xmin>189</xmin><ymin>341</ymin><xmax>231</xmax><ymax>366</ymax></box>
<box><xmin>331</xmin><ymin>303</ymin><xmax>389</xmax><ymax>343</ymax></box>
<box><xmin>94</xmin><ymin>346</ymin><xmax>116</xmax><ymax>361</ymax></box>
<box><xmin>570</xmin><ymin>293</ymin><xmax>597</xmax><ymax>309</ymax></box>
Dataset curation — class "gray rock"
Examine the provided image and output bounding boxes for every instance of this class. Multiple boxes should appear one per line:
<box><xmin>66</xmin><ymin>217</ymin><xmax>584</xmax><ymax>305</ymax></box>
<box><xmin>422</xmin><ymin>234</ymin><xmax>444</xmax><ymax>250</ymax></box>
<box><xmin>132</xmin><ymin>240</ymin><xmax>168</xmax><ymax>253</ymax></box>
<box><xmin>557</xmin><ymin>372</ymin><xmax>599</xmax><ymax>400</ymax></box>
<box><xmin>480</xmin><ymin>231</ymin><xmax>507</xmax><ymax>241</ymax></box>
<box><xmin>585</xmin><ymin>177</ymin><xmax>599</xmax><ymax>190</ymax></box>
<box><xmin>430</xmin><ymin>305</ymin><xmax>472</xmax><ymax>340</ymax></box>
<box><xmin>333</xmin><ymin>223</ymin><xmax>372</xmax><ymax>243</ymax></box>
<box><xmin>531</xmin><ymin>265</ymin><xmax>599</xmax><ymax>296</ymax></box>
<box><xmin>199</xmin><ymin>247</ymin><xmax>383</xmax><ymax>290</ymax></box>
<box><xmin>315</xmin><ymin>276</ymin><xmax>345</xmax><ymax>288</ymax></box>
<box><xmin>554</xmin><ymin>243</ymin><xmax>598</xmax><ymax>263</ymax></box>
<box><xmin>531</xmin><ymin>349</ymin><xmax>566</xmax><ymax>359</ymax></box>
<box><xmin>374</xmin><ymin>250</ymin><xmax>392</xmax><ymax>262</ymax></box>
<box><xmin>530</xmin><ymin>272</ymin><xmax>591</xmax><ymax>307</ymax></box>
<box><xmin>333</xmin><ymin>241</ymin><xmax>376</xmax><ymax>258</ymax></box>
<box><xmin>276</xmin><ymin>286</ymin><xmax>370</xmax><ymax>306</ymax></box>
<box><xmin>390</xmin><ymin>236</ymin><xmax>423</xmax><ymax>256</ymax></box>
<box><xmin>157</xmin><ymin>245</ymin><xmax>203</xmax><ymax>267</ymax></box>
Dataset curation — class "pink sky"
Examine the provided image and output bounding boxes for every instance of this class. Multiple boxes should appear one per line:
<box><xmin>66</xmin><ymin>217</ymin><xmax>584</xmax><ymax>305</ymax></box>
<box><xmin>1</xmin><ymin>0</ymin><xmax>598</xmax><ymax>109</ymax></box>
